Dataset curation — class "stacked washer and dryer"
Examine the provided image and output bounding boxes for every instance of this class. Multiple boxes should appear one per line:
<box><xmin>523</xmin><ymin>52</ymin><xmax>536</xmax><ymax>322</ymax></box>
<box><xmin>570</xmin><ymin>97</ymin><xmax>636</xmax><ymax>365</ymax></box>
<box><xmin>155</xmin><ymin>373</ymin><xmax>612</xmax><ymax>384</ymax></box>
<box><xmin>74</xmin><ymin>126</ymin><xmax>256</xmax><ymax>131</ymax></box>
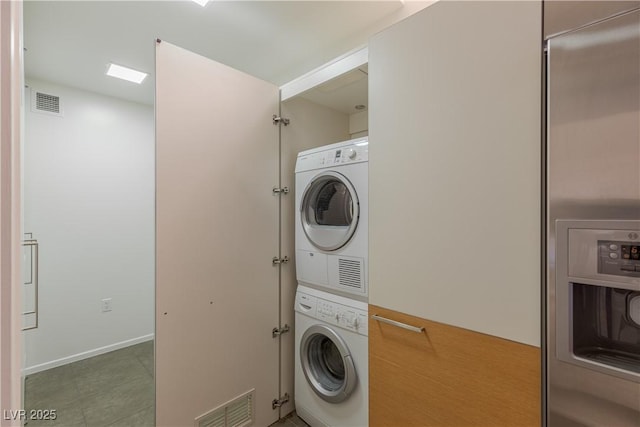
<box><xmin>293</xmin><ymin>137</ymin><xmax>369</xmax><ymax>427</ymax></box>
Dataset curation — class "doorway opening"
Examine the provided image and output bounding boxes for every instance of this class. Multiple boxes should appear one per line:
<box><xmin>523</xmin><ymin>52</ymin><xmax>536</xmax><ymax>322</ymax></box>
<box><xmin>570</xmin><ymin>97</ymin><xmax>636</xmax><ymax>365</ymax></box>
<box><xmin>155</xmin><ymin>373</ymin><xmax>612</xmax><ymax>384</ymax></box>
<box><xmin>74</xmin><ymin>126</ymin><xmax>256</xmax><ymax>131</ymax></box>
<box><xmin>21</xmin><ymin>81</ymin><xmax>155</xmax><ymax>426</ymax></box>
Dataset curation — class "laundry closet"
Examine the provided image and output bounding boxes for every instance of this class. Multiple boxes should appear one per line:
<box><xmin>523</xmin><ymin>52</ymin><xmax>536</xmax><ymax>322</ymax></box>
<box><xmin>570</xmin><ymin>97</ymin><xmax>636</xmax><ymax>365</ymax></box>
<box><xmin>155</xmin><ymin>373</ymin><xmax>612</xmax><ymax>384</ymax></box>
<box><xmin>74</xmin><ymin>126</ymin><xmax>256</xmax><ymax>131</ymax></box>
<box><xmin>156</xmin><ymin>1</ymin><xmax>542</xmax><ymax>426</ymax></box>
<box><xmin>155</xmin><ymin>40</ymin><xmax>371</xmax><ymax>427</ymax></box>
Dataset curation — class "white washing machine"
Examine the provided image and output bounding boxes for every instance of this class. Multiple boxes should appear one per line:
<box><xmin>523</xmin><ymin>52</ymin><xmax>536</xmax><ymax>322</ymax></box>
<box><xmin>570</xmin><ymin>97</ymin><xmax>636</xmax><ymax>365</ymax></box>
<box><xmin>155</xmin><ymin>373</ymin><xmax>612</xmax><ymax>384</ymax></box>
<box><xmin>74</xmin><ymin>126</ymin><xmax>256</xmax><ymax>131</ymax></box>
<box><xmin>294</xmin><ymin>285</ymin><xmax>368</xmax><ymax>427</ymax></box>
<box><xmin>295</xmin><ymin>137</ymin><xmax>368</xmax><ymax>300</ymax></box>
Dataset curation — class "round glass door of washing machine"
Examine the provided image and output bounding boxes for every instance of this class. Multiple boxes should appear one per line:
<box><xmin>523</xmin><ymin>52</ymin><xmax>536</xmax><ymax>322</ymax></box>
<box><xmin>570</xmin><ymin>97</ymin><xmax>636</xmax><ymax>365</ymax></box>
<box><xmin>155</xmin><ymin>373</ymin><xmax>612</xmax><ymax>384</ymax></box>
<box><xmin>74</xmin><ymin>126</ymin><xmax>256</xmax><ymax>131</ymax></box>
<box><xmin>300</xmin><ymin>324</ymin><xmax>357</xmax><ymax>403</ymax></box>
<box><xmin>300</xmin><ymin>171</ymin><xmax>359</xmax><ymax>251</ymax></box>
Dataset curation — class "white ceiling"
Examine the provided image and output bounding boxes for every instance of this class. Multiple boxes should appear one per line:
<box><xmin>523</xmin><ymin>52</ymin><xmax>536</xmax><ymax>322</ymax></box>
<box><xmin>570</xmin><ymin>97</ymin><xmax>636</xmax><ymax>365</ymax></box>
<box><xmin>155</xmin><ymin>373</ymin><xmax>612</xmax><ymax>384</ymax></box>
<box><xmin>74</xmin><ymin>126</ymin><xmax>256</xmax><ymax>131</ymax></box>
<box><xmin>24</xmin><ymin>1</ymin><xmax>431</xmax><ymax>107</ymax></box>
<box><xmin>298</xmin><ymin>65</ymin><xmax>369</xmax><ymax>114</ymax></box>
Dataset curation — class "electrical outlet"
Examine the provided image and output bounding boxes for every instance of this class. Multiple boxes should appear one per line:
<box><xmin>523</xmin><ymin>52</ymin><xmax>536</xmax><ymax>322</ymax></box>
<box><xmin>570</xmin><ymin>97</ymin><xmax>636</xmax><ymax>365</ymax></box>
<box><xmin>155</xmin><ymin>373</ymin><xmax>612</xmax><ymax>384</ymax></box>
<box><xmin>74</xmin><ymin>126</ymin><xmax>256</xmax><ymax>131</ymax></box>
<box><xmin>101</xmin><ymin>298</ymin><xmax>112</xmax><ymax>313</ymax></box>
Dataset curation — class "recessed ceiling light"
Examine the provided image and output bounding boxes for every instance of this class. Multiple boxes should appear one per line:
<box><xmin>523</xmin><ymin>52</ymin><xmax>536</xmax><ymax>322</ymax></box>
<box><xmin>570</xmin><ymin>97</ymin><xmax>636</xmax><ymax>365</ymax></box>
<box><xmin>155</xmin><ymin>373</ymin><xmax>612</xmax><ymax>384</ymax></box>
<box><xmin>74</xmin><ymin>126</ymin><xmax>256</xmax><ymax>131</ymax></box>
<box><xmin>106</xmin><ymin>63</ymin><xmax>148</xmax><ymax>84</ymax></box>
<box><xmin>192</xmin><ymin>0</ymin><xmax>210</xmax><ymax>6</ymax></box>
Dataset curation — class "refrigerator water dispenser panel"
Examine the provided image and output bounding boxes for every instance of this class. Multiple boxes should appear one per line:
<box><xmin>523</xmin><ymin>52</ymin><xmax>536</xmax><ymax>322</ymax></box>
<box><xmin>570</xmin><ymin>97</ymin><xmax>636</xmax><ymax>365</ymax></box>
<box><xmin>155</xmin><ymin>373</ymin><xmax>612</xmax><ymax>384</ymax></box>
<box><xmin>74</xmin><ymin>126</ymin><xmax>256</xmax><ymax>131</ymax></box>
<box><xmin>557</xmin><ymin>220</ymin><xmax>640</xmax><ymax>383</ymax></box>
<box><xmin>599</xmin><ymin>240</ymin><xmax>640</xmax><ymax>277</ymax></box>
<box><xmin>568</xmin><ymin>227</ymin><xmax>640</xmax><ymax>286</ymax></box>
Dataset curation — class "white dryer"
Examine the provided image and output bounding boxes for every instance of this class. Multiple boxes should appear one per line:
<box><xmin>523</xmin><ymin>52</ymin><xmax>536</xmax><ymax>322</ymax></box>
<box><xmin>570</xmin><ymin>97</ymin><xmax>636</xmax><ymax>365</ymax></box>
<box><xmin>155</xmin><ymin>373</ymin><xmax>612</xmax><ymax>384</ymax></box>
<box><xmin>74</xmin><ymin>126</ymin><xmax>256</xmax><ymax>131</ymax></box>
<box><xmin>294</xmin><ymin>285</ymin><xmax>368</xmax><ymax>427</ymax></box>
<box><xmin>295</xmin><ymin>138</ymin><xmax>368</xmax><ymax>300</ymax></box>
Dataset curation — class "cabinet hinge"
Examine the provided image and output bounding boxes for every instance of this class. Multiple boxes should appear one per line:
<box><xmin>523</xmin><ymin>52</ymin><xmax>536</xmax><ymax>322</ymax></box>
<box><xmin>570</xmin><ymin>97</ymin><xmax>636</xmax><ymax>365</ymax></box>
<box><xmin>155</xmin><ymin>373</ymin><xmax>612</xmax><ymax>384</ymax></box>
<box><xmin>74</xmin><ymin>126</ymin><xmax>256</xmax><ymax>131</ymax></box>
<box><xmin>272</xmin><ymin>256</ymin><xmax>289</xmax><ymax>265</ymax></box>
<box><xmin>272</xmin><ymin>115</ymin><xmax>290</xmax><ymax>126</ymax></box>
<box><xmin>272</xmin><ymin>393</ymin><xmax>290</xmax><ymax>409</ymax></box>
<box><xmin>272</xmin><ymin>324</ymin><xmax>290</xmax><ymax>338</ymax></box>
<box><xmin>272</xmin><ymin>186</ymin><xmax>289</xmax><ymax>195</ymax></box>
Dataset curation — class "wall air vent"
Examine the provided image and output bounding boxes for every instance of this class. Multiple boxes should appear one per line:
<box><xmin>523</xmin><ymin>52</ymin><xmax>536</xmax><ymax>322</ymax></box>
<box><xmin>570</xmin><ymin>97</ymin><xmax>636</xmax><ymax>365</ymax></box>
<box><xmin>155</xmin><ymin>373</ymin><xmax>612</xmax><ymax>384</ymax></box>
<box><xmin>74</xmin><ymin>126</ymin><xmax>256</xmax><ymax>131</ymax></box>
<box><xmin>195</xmin><ymin>389</ymin><xmax>254</xmax><ymax>427</ymax></box>
<box><xmin>31</xmin><ymin>88</ymin><xmax>63</xmax><ymax>117</ymax></box>
<box><xmin>338</xmin><ymin>258</ymin><xmax>363</xmax><ymax>289</ymax></box>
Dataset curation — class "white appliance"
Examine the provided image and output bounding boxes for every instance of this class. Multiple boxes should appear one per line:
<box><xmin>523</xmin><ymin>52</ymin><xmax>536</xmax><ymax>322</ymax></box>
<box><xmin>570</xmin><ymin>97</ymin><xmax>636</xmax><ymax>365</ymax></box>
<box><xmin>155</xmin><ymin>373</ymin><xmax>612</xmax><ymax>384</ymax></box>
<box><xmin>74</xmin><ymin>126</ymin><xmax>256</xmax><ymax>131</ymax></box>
<box><xmin>294</xmin><ymin>285</ymin><xmax>368</xmax><ymax>427</ymax></box>
<box><xmin>295</xmin><ymin>138</ymin><xmax>368</xmax><ymax>300</ymax></box>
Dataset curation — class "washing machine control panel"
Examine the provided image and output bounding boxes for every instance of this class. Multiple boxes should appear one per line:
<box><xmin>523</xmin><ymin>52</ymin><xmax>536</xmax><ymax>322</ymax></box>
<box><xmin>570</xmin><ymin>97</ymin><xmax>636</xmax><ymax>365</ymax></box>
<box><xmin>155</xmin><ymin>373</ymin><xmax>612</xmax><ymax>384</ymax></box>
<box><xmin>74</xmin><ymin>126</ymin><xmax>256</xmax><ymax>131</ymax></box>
<box><xmin>297</xmin><ymin>291</ymin><xmax>368</xmax><ymax>336</ymax></box>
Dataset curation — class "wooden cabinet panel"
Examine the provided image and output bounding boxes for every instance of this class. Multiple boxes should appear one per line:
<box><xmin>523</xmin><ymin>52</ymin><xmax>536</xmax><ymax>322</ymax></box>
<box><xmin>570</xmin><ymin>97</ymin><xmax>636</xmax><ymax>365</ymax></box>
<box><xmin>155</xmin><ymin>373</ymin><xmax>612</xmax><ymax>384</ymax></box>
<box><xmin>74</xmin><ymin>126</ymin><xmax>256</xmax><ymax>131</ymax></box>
<box><xmin>369</xmin><ymin>305</ymin><xmax>540</xmax><ymax>427</ymax></box>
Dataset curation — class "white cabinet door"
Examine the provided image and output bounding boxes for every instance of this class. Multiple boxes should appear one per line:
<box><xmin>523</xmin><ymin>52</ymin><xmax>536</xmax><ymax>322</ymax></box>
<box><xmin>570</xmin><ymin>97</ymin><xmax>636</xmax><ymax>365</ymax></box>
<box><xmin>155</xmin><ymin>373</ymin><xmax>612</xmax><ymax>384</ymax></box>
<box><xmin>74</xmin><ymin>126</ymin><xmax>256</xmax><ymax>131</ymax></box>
<box><xmin>156</xmin><ymin>41</ymin><xmax>280</xmax><ymax>427</ymax></box>
<box><xmin>368</xmin><ymin>1</ymin><xmax>541</xmax><ymax>346</ymax></box>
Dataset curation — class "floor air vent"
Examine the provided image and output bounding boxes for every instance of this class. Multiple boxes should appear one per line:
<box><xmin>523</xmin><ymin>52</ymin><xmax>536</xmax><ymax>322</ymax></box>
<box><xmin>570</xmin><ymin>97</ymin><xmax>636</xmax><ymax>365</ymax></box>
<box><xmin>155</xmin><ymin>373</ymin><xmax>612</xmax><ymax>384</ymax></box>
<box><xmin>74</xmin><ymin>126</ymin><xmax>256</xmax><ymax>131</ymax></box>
<box><xmin>338</xmin><ymin>258</ymin><xmax>363</xmax><ymax>289</ymax></box>
<box><xmin>31</xmin><ymin>89</ymin><xmax>63</xmax><ymax>116</ymax></box>
<box><xmin>195</xmin><ymin>389</ymin><xmax>254</xmax><ymax>427</ymax></box>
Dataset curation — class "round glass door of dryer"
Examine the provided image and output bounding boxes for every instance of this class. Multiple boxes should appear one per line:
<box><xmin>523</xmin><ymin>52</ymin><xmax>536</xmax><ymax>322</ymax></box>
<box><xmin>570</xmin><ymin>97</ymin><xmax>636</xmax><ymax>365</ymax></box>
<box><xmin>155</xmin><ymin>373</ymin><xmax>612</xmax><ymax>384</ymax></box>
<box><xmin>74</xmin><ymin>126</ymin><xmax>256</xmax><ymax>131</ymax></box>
<box><xmin>300</xmin><ymin>324</ymin><xmax>357</xmax><ymax>403</ymax></box>
<box><xmin>300</xmin><ymin>171</ymin><xmax>359</xmax><ymax>251</ymax></box>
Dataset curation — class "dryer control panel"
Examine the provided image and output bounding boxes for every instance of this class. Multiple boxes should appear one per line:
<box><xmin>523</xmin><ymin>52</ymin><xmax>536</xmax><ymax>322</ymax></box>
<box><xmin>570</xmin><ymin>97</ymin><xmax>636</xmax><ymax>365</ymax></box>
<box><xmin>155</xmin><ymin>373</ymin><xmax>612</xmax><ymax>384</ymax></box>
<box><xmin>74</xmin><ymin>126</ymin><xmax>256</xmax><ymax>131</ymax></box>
<box><xmin>295</xmin><ymin>137</ymin><xmax>369</xmax><ymax>173</ymax></box>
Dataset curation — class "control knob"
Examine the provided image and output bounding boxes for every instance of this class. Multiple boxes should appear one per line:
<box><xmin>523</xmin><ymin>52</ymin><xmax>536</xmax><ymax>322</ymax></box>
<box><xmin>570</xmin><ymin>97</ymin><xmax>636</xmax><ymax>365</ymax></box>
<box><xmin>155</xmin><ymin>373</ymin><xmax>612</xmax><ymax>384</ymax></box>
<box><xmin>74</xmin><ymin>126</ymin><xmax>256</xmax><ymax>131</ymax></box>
<box><xmin>346</xmin><ymin>149</ymin><xmax>357</xmax><ymax>160</ymax></box>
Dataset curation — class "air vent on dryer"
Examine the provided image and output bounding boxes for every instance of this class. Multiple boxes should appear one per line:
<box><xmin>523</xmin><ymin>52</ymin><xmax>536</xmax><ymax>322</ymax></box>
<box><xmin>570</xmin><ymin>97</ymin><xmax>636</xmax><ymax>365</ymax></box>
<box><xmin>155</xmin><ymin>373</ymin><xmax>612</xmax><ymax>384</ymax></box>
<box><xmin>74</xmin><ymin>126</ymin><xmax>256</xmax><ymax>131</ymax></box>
<box><xmin>194</xmin><ymin>389</ymin><xmax>254</xmax><ymax>427</ymax></box>
<box><xmin>31</xmin><ymin>89</ymin><xmax>63</xmax><ymax>117</ymax></box>
<box><xmin>338</xmin><ymin>258</ymin><xmax>363</xmax><ymax>289</ymax></box>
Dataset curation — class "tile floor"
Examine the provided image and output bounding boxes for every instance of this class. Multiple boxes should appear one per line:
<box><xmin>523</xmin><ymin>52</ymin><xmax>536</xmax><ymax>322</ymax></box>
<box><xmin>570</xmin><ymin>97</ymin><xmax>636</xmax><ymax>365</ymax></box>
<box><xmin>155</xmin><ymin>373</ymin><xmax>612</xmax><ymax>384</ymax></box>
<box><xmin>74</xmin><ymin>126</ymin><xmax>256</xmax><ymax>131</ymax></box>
<box><xmin>26</xmin><ymin>341</ymin><xmax>309</xmax><ymax>427</ymax></box>
<box><xmin>270</xmin><ymin>411</ymin><xmax>311</xmax><ymax>427</ymax></box>
<box><xmin>24</xmin><ymin>341</ymin><xmax>154</xmax><ymax>427</ymax></box>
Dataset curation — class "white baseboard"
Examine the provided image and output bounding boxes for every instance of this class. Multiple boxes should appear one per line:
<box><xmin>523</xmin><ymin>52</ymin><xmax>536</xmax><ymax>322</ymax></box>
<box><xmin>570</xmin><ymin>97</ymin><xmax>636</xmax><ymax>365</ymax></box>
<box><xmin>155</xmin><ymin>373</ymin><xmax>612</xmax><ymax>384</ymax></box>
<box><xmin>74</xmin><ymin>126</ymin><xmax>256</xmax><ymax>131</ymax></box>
<box><xmin>22</xmin><ymin>334</ymin><xmax>154</xmax><ymax>376</ymax></box>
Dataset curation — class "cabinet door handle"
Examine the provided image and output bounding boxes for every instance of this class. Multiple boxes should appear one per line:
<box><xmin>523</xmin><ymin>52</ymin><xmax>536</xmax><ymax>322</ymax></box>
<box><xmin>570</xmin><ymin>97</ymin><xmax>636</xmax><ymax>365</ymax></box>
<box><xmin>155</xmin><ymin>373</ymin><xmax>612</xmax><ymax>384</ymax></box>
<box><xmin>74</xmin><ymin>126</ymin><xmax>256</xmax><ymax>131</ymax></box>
<box><xmin>22</xmin><ymin>237</ymin><xmax>39</xmax><ymax>331</ymax></box>
<box><xmin>372</xmin><ymin>314</ymin><xmax>424</xmax><ymax>333</ymax></box>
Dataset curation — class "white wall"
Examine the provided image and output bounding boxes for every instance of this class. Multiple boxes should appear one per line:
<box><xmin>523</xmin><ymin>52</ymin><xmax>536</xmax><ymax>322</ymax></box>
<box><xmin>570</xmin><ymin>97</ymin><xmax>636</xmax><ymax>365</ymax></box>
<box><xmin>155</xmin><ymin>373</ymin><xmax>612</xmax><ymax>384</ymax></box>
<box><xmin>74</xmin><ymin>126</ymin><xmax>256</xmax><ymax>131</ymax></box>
<box><xmin>23</xmin><ymin>79</ymin><xmax>154</xmax><ymax>373</ymax></box>
<box><xmin>369</xmin><ymin>1</ymin><xmax>541</xmax><ymax>346</ymax></box>
<box><xmin>349</xmin><ymin>110</ymin><xmax>368</xmax><ymax>138</ymax></box>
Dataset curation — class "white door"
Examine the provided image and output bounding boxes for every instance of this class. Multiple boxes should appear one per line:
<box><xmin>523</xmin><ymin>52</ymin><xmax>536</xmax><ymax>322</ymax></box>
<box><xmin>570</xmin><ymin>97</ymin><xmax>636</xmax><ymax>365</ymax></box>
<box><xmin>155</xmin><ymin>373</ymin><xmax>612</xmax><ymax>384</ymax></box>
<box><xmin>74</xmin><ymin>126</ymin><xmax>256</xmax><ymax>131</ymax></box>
<box><xmin>156</xmin><ymin>41</ymin><xmax>280</xmax><ymax>426</ymax></box>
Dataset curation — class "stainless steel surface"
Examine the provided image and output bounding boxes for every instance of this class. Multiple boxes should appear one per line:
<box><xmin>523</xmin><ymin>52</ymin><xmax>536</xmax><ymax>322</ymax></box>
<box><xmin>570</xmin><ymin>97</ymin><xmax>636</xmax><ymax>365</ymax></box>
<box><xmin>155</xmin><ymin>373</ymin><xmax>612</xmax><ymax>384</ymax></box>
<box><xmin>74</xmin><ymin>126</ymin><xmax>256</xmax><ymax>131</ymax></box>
<box><xmin>544</xmin><ymin>1</ymin><xmax>640</xmax><ymax>40</ymax></box>
<box><xmin>21</xmin><ymin>237</ymin><xmax>39</xmax><ymax>331</ymax></box>
<box><xmin>272</xmin><ymin>186</ymin><xmax>290</xmax><ymax>194</ymax></box>
<box><xmin>271</xmin><ymin>393</ymin><xmax>290</xmax><ymax>410</ymax></box>
<box><xmin>371</xmin><ymin>314</ymin><xmax>425</xmax><ymax>333</ymax></box>
<box><xmin>272</xmin><ymin>256</ymin><xmax>290</xmax><ymax>265</ymax></box>
<box><xmin>272</xmin><ymin>115</ymin><xmax>290</xmax><ymax>126</ymax></box>
<box><xmin>272</xmin><ymin>324</ymin><xmax>291</xmax><ymax>338</ymax></box>
<box><xmin>546</xmin><ymin>8</ymin><xmax>640</xmax><ymax>426</ymax></box>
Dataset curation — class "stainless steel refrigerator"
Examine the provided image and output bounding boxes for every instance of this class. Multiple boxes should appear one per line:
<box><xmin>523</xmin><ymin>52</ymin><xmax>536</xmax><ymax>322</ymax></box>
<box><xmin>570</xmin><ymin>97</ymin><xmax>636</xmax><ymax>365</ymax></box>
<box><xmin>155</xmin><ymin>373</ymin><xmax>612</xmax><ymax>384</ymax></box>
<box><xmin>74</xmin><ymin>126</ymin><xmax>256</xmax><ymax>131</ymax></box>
<box><xmin>546</xmin><ymin>3</ymin><xmax>640</xmax><ymax>426</ymax></box>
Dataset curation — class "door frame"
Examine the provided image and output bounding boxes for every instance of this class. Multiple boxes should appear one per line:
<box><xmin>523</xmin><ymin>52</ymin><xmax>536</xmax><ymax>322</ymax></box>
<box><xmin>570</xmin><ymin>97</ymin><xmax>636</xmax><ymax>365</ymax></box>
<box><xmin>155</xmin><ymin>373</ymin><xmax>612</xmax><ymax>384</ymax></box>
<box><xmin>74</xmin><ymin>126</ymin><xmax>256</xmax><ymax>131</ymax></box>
<box><xmin>0</xmin><ymin>0</ymin><xmax>24</xmax><ymax>424</ymax></box>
